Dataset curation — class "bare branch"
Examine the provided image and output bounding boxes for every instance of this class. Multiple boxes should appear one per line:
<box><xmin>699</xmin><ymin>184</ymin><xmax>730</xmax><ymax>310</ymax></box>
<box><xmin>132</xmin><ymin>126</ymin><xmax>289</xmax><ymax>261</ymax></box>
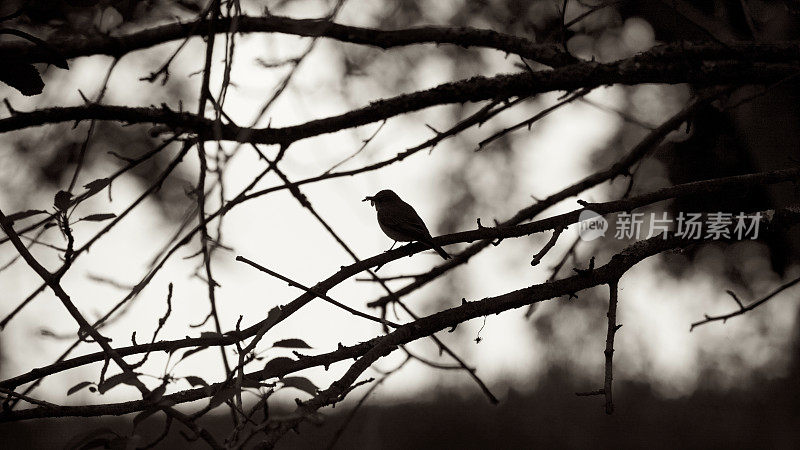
<box><xmin>235</xmin><ymin>256</ymin><xmax>400</xmax><ymax>328</ymax></box>
<box><xmin>603</xmin><ymin>281</ymin><xmax>620</xmax><ymax>414</ymax></box>
<box><xmin>690</xmin><ymin>276</ymin><xmax>800</xmax><ymax>331</ymax></box>
<box><xmin>0</xmin><ymin>51</ymin><xmax>794</xmax><ymax>145</ymax></box>
<box><xmin>530</xmin><ymin>227</ymin><xmax>565</xmax><ymax>266</ymax></box>
<box><xmin>0</xmin><ymin>15</ymin><xmax>576</xmax><ymax>67</ymax></box>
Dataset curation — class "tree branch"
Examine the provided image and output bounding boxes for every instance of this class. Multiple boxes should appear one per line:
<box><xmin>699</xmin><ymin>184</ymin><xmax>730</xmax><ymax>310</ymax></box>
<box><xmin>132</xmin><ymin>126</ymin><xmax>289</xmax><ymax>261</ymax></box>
<box><xmin>603</xmin><ymin>281</ymin><xmax>619</xmax><ymax>414</ymax></box>
<box><xmin>0</xmin><ymin>15</ymin><xmax>576</xmax><ymax>67</ymax></box>
<box><xmin>0</xmin><ymin>52</ymin><xmax>795</xmax><ymax>146</ymax></box>
<box><xmin>690</xmin><ymin>276</ymin><xmax>800</xmax><ymax>330</ymax></box>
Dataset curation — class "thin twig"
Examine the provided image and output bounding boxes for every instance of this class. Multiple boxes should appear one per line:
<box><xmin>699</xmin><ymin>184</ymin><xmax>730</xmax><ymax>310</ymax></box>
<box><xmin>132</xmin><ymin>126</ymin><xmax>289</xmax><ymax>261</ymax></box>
<box><xmin>476</xmin><ymin>88</ymin><xmax>590</xmax><ymax>150</ymax></box>
<box><xmin>235</xmin><ymin>256</ymin><xmax>400</xmax><ymax>328</ymax></box>
<box><xmin>323</xmin><ymin>119</ymin><xmax>387</xmax><ymax>174</ymax></box>
<box><xmin>690</xmin><ymin>276</ymin><xmax>800</xmax><ymax>331</ymax></box>
<box><xmin>0</xmin><ymin>387</ymin><xmax>59</xmax><ymax>408</ymax></box>
<box><xmin>530</xmin><ymin>226</ymin><xmax>564</xmax><ymax>266</ymax></box>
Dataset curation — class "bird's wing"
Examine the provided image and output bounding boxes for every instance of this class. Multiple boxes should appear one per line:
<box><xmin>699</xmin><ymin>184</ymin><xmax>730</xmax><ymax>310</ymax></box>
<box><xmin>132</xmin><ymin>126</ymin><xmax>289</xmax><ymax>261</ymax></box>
<box><xmin>380</xmin><ymin>202</ymin><xmax>432</xmax><ymax>238</ymax></box>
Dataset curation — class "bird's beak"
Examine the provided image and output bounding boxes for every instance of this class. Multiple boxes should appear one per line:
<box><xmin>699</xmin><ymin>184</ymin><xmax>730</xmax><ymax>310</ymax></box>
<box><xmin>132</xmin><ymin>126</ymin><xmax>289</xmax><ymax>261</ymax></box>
<box><xmin>362</xmin><ymin>195</ymin><xmax>374</xmax><ymax>206</ymax></box>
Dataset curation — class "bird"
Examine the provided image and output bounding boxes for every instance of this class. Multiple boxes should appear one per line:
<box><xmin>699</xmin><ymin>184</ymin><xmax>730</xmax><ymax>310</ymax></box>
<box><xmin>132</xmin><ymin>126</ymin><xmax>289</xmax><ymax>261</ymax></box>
<box><xmin>363</xmin><ymin>189</ymin><xmax>451</xmax><ymax>260</ymax></box>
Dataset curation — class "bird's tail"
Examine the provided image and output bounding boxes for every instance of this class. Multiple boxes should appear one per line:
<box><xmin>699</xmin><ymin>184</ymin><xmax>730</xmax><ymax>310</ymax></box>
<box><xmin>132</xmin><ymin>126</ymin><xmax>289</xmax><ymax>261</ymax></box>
<box><xmin>423</xmin><ymin>237</ymin><xmax>451</xmax><ymax>260</ymax></box>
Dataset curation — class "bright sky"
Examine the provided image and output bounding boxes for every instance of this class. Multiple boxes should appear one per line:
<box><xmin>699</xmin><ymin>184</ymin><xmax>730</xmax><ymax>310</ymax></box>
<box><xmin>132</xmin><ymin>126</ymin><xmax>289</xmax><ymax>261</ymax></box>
<box><xmin>0</xmin><ymin>1</ymin><xmax>797</xmax><ymax>415</ymax></box>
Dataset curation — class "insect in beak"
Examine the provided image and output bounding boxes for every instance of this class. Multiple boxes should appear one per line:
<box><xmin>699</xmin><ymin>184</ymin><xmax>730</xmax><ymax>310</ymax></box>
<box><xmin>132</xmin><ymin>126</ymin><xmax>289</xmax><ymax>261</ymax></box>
<box><xmin>362</xmin><ymin>196</ymin><xmax>374</xmax><ymax>206</ymax></box>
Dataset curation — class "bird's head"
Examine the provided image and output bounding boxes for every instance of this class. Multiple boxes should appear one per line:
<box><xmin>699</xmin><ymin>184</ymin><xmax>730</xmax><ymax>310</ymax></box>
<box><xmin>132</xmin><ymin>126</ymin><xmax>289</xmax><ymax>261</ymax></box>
<box><xmin>363</xmin><ymin>189</ymin><xmax>400</xmax><ymax>207</ymax></box>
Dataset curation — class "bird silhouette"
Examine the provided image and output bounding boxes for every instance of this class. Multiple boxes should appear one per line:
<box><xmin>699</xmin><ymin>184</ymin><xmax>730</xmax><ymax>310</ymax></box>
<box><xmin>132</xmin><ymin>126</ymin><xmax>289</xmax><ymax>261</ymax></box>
<box><xmin>363</xmin><ymin>189</ymin><xmax>451</xmax><ymax>260</ymax></box>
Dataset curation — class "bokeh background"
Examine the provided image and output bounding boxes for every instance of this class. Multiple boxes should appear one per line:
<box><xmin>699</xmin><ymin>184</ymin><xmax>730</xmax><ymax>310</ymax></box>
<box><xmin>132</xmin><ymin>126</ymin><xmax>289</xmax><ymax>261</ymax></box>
<box><xmin>1</xmin><ymin>0</ymin><xmax>799</xmax><ymax>448</ymax></box>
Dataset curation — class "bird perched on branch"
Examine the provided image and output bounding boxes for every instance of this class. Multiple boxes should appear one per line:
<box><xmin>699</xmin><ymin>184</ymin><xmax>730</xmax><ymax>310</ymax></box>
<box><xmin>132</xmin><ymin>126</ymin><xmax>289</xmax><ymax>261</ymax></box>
<box><xmin>363</xmin><ymin>189</ymin><xmax>451</xmax><ymax>260</ymax></box>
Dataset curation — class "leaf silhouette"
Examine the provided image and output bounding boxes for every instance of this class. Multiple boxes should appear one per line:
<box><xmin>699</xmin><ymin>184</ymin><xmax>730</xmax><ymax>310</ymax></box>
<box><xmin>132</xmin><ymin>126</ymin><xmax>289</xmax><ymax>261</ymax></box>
<box><xmin>97</xmin><ymin>372</ymin><xmax>139</xmax><ymax>394</ymax></box>
<box><xmin>271</xmin><ymin>338</ymin><xmax>312</xmax><ymax>349</ymax></box>
<box><xmin>0</xmin><ymin>63</ymin><xmax>44</xmax><ymax>96</ymax></box>
<box><xmin>280</xmin><ymin>376</ymin><xmax>318</xmax><ymax>397</ymax></box>
<box><xmin>67</xmin><ymin>381</ymin><xmax>94</xmax><ymax>396</ymax></box>
<box><xmin>263</xmin><ymin>357</ymin><xmax>294</xmax><ymax>378</ymax></box>
<box><xmin>184</xmin><ymin>376</ymin><xmax>208</xmax><ymax>387</ymax></box>
<box><xmin>79</xmin><ymin>213</ymin><xmax>116</xmax><ymax>222</ymax></box>
<box><xmin>175</xmin><ymin>346</ymin><xmax>208</xmax><ymax>363</ymax></box>
<box><xmin>83</xmin><ymin>178</ymin><xmax>111</xmax><ymax>196</ymax></box>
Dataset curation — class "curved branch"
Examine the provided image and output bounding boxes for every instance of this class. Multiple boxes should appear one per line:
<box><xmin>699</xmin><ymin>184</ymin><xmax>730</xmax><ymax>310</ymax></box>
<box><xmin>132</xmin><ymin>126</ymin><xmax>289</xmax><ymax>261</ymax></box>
<box><xmin>0</xmin><ymin>56</ymin><xmax>795</xmax><ymax>145</ymax></box>
<box><xmin>690</xmin><ymin>276</ymin><xmax>800</xmax><ymax>330</ymax></box>
<box><xmin>0</xmin><ymin>15</ymin><xmax>576</xmax><ymax>67</ymax></box>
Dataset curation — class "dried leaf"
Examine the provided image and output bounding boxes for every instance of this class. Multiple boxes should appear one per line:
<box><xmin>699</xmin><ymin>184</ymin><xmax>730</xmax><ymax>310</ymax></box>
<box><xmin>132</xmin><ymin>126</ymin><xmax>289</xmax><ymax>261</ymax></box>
<box><xmin>263</xmin><ymin>357</ymin><xmax>294</xmax><ymax>378</ymax></box>
<box><xmin>67</xmin><ymin>381</ymin><xmax>94</xmax><ymax>396</ymax></box>
<box><xmin>3</xmin><ymin>29</ymin><xmax>68</xmax><ymax>69</ymax></box>
<box><xmin>271</xmin><ymin>338</ymin><xmax>312</xmax><ymax>349</ymax></box>
<box><xmin>175</xmin><ymin>346</ymin><xmax>208</xmax><ymax>363</ymax></box>
<box><xmin>97</xmin><ymin>371</ymin><xmax>139</xmax><ymax>394</ymax></box>
<box><xmin>184</xmin><ymin>376</ymin><xmax>208</xmax><ymax>387</ymax></box>
<box><xmin>79</xmin><ymin>213</ymin><xmax>116</xmax><ymax>222</ymax></box>
<box><xmin>0</xmin><ymin>63</ymin><xmax>44</xmax><ymax>96</ymax></box>
<box><xmin>158</xmin><ymin>399</ymin><xmax>176</xmax><ymax>408</ymax></box>
<box><xmin>280</xmin><ymin>376</ymin><xmax>318</xmax><ymax>397</ymax></box>
<box><xmin>83</xmin><ymin>177</ymin><xmax>111</xmax><ymax>196</ymax></box>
